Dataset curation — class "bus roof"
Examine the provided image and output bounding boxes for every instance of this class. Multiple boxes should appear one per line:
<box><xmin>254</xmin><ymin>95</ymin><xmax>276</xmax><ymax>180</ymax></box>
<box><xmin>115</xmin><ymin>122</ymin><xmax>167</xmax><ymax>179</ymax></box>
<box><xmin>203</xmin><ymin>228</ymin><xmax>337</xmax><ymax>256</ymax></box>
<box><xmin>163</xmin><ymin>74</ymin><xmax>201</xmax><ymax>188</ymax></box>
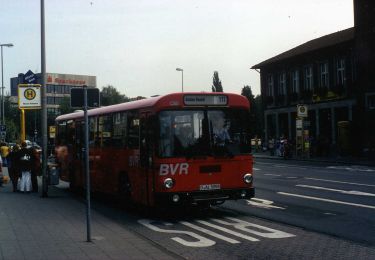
<box><xmin>55</xmin><ymin>92</ymin><xmax>250</xmax><ymax>122</ymax></box>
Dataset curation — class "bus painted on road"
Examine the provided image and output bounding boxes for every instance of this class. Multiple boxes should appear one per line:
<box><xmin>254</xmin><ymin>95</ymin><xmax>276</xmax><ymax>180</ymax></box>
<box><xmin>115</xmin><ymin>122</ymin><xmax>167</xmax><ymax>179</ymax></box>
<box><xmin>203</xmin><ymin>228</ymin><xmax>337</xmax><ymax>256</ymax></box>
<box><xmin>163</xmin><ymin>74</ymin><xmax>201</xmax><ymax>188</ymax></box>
<box><xmin>54</xmin><ymin>92</ymin><xmax>254</xmax><ymax>207</ymax></box>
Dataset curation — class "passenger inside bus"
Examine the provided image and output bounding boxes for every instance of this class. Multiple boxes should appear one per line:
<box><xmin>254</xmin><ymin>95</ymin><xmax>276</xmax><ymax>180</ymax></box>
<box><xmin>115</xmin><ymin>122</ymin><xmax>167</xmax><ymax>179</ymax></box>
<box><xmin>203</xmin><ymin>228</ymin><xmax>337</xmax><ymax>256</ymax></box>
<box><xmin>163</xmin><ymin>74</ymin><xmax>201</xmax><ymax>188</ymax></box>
<box><xmin>211</xmin><ymin>114</ymin><xmax>231</xmax><ymax>146</ymax></box>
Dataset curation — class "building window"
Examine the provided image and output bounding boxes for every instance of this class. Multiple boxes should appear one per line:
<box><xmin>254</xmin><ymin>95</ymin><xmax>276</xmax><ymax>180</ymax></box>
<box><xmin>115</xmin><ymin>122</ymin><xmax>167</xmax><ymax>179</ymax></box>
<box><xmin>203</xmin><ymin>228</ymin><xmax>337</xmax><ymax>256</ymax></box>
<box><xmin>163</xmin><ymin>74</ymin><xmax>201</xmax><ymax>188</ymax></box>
<box><xmin>304</xmin><ymin>66</ymin><xmax>313</xmax><ymax>91</ymax></box>
<box><xmin>278</xmin><ymin>72</ymin><xmax>286</xmax><ymax>95</ymax></box>
<box><xmin>336</xmin><ymin>58</ymin><xmax>345</xmax><ymax>86</ymax></box>
<box><xmin>47</xmin><ymin>96</ymin><xmax>54</xmax><ymax>105</ymax></box>
<box><xmin>319</xmin><ymin>62</ymin><xmax>329</xmax><ymax>88</ymax></box>
<box><xmin>267</xmin><ymin>74</ymin><xmax>274</xmax><ymax>96</ymax></box>
<box><xmin>291</xmin><ymin>69</ymin><xmax>299</xmax><ymax>93</ymax></box>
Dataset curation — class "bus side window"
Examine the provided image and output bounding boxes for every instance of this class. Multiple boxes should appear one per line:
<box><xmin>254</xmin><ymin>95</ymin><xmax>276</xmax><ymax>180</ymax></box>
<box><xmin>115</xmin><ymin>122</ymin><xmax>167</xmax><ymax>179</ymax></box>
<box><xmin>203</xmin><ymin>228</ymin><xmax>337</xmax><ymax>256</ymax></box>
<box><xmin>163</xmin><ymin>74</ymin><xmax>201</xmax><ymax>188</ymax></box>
<box><xmin>56</xmin><ymin>121</ymin><xmax>67</xmax><ymax>146</ymax></box>
<box><xmin>128</xmin><ymin>112</ymin><xmax>140</xmax><ymax>149</ymax></box>
<box><xmin>89</xmin><ymin>116</ymin><xmax>98</xmax><ymax>148</ymax></box>
<box><xmin>113</xmin><ymin>112</ymin><xmax>127</xmax><ymax>148</ymax></box>
<box><xmin>99</xmin><ymin>115</ymin><xmax>113</xmax><ymax>148</ymax></box>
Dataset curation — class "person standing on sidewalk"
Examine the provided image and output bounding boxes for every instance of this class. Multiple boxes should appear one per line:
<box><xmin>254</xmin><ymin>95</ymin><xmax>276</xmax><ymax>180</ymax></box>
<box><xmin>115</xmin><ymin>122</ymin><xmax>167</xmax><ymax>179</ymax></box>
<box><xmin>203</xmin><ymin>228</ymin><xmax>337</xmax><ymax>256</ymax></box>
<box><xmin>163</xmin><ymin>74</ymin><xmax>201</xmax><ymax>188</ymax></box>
<box><xmin>17</xmin><ymin>141</ymin><xmax>36</xmax><ymax>193</ymax></box>
<box><xmin>0</xmin><ymin>142</ymin><xmax>9</xmax><ymax>167</ymax></box>
<box><xmin>8</xmin><ymin>144</ymin><xmax>20</xmax><ymax>192</ymax></box>
<box><xmin>0</xmin><ymin>155</ymin><xmax>3</xmax><ymax>187</ymax></box>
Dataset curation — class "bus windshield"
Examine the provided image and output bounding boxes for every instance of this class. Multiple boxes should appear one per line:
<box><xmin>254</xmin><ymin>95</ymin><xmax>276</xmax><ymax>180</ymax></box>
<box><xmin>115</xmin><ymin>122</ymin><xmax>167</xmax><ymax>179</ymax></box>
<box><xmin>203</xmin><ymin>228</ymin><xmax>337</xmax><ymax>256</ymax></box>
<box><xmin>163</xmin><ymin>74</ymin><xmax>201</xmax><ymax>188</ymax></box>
<box><xmin>158</xmin><ymin>109</ymin><xmax>251</xmax><ymax>158</ymax></box>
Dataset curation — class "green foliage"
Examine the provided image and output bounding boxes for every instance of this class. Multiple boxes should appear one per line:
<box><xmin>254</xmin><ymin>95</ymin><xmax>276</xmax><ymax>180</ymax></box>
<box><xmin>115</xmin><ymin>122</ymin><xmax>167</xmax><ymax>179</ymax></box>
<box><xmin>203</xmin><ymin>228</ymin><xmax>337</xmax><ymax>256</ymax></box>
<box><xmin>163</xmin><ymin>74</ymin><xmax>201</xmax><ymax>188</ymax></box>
<box><xmin>241</xmin><ymin>85</ymin><xmax>254</xmax><ymax>102</ymax></box>
<box><xmin>241</xmin><ymin>85</ymin><xmax>264</xmax><ymax>138</ymax></box>
<box><xmin>100</xmin><ymin>85</ymin><xmax>129</xmax><ymax>106</ymax></box>
<box><xmin>212</xmin><ymin>71</ymin><xmax>223</xmax><ymax>92</ymax></box>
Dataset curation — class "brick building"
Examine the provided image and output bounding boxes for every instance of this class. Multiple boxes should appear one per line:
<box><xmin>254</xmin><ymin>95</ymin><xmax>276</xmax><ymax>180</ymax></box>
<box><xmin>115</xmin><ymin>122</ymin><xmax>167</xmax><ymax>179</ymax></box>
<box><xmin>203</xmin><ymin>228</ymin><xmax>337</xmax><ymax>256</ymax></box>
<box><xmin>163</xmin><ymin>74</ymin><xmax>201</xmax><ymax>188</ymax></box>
<box><xmin>252</xmin><ymin>0</ymin><xmax>375</xmax><ymax>157</ymax></box>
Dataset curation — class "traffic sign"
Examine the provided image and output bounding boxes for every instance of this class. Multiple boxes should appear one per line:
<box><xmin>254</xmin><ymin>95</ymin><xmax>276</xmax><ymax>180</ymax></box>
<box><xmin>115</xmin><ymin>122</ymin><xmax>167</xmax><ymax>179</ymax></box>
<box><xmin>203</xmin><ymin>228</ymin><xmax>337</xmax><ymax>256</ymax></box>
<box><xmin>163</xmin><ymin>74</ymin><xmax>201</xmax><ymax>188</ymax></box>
<box><xmin>0</xmin><ymin>125</ymin><xmax>6</xmax><ymax>132</ymax></box>
<box><xmin>18</xmin><ymin>84</ymin><xmax>42</xmax><ymax>109</ymax></box>
<box><xmin>297</xmin><ymin>104</ymin><xmax>308</xmax><ymax>117</ymax></box>
<box><xmin>23</xmin><ymin>70</ymin><xmax>37</xmax><ymax>84</ymax></box>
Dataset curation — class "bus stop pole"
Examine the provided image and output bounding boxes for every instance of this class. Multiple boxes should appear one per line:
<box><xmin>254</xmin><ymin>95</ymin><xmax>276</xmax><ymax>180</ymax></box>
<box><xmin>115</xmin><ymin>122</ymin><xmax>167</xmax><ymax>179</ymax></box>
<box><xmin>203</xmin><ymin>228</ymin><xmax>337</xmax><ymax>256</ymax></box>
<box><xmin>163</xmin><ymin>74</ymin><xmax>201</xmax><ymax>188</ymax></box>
<box><xmin>41</xmin><ymin>0</ymin><xmax>48</xmax><ymax>198</ymax></box>
<box><xmin>84</xmin><ymin>85</ymin><xmax>92</xmax><ymax>242</ymax></box>
<box><xmin>20</xmin><ymin>109</ymin><xmax>25</xmax><ymax>141</ymax></box>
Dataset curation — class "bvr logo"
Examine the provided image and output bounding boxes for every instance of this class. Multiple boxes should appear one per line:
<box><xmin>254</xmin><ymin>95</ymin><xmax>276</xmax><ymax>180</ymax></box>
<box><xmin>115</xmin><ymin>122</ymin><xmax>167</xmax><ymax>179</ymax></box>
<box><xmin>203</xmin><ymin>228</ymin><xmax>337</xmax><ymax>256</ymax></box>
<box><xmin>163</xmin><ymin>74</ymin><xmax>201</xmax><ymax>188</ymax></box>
<box><xmin>159</xmin><ymin>163</ymin><xmax>189</xmax><ymax>176</ymax></box>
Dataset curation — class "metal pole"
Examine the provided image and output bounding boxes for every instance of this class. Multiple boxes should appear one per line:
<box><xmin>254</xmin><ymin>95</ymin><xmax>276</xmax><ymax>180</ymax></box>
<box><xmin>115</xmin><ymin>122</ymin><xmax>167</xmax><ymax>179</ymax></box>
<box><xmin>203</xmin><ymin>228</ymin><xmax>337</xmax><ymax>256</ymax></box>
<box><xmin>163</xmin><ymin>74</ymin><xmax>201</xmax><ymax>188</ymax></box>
<box><xmin>1</xmin><ymin>46</ymin><xmax>3</xmax><ymax>126</ymax></box>
<box><xmin>20</xmin><ymin>109</ymin><xmax>25</xmax><ymax>141</ymax></box>
<box><xmin>41</xmin><ymin>0</ymin><xmax>48</xmax><ymax>197</ymax></box>
<box><xmin>84</xmin><ymin>85</ymin><xmax>92</xmax><ymax>242</ymax></box>
<box><xmin>181</xmin><ymin>70</ymin><xmax>184</xmax><ymax>92</ymax></box>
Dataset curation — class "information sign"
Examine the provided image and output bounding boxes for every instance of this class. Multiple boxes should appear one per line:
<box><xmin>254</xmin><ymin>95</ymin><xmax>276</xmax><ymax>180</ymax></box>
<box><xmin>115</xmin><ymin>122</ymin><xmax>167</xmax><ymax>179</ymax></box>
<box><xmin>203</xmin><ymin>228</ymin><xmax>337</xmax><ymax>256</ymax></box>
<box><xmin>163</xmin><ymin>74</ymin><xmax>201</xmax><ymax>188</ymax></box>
<box><xmin>18</xmin><ymin>84</ymin><xmax>42</xmax><ymax>109</ymax></box>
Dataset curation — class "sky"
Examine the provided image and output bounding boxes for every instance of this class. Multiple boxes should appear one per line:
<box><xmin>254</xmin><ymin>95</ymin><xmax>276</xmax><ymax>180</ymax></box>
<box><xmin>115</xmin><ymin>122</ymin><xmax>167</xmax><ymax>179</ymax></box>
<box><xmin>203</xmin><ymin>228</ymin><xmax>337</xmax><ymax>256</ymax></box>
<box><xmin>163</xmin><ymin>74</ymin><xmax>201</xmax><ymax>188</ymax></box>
<box><xmin>1</xmin><ymin>0</ymin><xmax>354</xmax><ymax>98</ymax></box>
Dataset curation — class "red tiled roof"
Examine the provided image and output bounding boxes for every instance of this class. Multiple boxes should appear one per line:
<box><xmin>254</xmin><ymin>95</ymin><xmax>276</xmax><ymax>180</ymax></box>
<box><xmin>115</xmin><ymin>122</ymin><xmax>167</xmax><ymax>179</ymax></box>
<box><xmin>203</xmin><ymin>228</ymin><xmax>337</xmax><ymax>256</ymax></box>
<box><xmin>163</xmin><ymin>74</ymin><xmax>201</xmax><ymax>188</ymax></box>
<box><xmin>251</xmin><ymin>27</ymin><xmax>354</xmax><ymax>69</ymax></box>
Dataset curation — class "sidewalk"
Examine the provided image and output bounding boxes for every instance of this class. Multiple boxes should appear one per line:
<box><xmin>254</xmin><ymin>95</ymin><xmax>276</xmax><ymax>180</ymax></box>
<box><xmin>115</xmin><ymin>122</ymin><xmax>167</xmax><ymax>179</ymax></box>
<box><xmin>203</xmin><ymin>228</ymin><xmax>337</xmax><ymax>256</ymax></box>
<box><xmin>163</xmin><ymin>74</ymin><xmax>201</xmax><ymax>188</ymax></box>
<box><xmin>0</xmin><ymin>169</ymin><xmax>175</xmax><ymax>260</ymax></box>
<box><xmin>253</xmin><ymin>151</ymin><xmax>375</xmax><ymax>167</ymax></box>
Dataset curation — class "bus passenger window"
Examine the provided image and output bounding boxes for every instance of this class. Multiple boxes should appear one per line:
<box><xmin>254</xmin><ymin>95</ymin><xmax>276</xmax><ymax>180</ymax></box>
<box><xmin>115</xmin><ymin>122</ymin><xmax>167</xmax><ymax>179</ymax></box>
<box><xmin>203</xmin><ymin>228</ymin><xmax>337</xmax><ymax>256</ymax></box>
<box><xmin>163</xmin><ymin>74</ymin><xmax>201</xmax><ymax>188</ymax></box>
<box><xmin>128</xmin><ymin>115</ymin><xmax>140</xmax><ymax>149</ymax></box>
<box><xmin>89</xmin><ymin>117</ymin><xmax>98</xmax><ymax>147</ymax></box>
<box><xmin>113</xmin><ymin>112</ymin><xmax>127</xmax><ymax>148</ymax></box>
<box><xmin>99</xmin><ymin>115</ymin><xmax>113</xmax><ymax>147</ymax></box>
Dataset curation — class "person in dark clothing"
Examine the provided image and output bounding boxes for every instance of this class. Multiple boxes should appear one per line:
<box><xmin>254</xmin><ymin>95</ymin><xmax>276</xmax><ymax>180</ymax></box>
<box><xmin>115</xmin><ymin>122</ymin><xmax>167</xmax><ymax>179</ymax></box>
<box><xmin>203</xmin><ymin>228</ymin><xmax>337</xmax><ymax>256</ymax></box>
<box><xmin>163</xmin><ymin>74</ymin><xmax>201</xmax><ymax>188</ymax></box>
<box><xmin>31</xmin><ymin>148</ymin><xmax>40</xmax><ymax>192</ymax></box>
<box><xmin>17</xmin><ymin>141</ymin><xmax>37</xmax><ymax>193</ymax></box>
<box><xmin>8</xmin><ymin>144</ymin><xmax>21</xmax><ymax>192</ymax></box>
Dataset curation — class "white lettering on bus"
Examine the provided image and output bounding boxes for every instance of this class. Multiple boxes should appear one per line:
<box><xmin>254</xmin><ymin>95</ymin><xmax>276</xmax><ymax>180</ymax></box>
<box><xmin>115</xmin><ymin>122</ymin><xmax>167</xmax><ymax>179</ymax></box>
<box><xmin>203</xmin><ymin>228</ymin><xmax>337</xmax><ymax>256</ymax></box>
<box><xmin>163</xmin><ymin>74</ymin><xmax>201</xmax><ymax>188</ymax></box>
<box><xmin>159</xmin><ymin>163</ymin><xmax>189</xmax><ymax>176</ymax></box>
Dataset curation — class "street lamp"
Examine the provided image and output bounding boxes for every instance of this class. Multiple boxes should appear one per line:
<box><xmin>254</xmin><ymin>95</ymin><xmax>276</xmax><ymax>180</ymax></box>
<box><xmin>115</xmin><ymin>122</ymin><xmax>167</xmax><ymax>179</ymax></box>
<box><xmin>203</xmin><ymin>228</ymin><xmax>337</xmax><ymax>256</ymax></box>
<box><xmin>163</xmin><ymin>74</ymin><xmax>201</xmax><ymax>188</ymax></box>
<box><xmin>0</xmin><ymin>43</ymin><xmax>14</xmax><ymax>126</ymax></box>
<box><xmin>176</xmin><ymin>68</ymin><xmax>184</xmax><ymax>92</ymax></box>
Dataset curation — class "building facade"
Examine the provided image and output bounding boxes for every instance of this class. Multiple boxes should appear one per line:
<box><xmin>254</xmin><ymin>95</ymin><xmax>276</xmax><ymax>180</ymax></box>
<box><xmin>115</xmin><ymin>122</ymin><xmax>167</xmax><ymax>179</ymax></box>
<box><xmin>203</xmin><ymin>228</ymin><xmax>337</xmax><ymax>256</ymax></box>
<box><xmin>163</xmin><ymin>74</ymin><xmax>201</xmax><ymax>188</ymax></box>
<box><xmin>252</xmin><ymin>0</ymin><xmax>375</xmax><ymax>157</ymax></box>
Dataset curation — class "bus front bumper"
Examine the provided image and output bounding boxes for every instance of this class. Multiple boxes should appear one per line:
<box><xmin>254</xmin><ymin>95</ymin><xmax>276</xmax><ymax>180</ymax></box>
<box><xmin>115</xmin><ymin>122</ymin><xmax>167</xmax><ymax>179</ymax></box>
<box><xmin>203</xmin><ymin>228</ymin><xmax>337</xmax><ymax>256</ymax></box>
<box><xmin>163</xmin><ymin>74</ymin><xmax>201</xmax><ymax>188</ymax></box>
<box><xmin>154</xmin><ymin>187</ymin><xmax>255</xmax><ymax>206</ymax></box>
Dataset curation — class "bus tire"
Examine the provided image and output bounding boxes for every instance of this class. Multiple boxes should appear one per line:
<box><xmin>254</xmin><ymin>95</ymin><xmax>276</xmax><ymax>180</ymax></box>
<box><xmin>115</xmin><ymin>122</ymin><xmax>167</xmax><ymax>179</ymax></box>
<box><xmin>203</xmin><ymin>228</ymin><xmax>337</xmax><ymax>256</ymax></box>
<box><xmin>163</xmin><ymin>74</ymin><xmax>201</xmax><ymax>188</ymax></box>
<box><xmin>118</xmin><ymin>172</ymin><xmax>131</xmax><ymax>201</ymax></box>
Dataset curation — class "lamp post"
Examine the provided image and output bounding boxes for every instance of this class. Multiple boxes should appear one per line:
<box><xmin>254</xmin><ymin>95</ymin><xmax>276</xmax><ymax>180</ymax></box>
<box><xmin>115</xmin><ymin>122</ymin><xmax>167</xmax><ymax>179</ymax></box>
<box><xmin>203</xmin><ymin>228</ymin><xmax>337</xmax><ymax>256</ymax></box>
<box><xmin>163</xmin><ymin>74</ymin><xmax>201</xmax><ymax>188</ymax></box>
<box><xmin>0</xmin><ymin>43</ymin><xmax>13</xmax><ymax>126</ymax></box>
<box><xmin>176</xmin><ymin>68</ymin><xmax>184</xmax><ymax>92</ymax></box>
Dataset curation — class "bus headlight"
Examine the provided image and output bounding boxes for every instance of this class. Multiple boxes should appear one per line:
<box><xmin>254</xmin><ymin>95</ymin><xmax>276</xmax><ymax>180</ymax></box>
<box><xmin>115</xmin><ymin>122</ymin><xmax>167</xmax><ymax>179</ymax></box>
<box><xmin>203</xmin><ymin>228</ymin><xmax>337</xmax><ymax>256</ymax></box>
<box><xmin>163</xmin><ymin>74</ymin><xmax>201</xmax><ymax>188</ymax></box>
<box><xmin>164</xmin><ymin>178</ymin><xmax>174</xmax><ymax>189</ymax></box>
<box><xmin>243</xmin><ymin>173</ymin><xmax>253</xmax><ymax>184</ymax></box>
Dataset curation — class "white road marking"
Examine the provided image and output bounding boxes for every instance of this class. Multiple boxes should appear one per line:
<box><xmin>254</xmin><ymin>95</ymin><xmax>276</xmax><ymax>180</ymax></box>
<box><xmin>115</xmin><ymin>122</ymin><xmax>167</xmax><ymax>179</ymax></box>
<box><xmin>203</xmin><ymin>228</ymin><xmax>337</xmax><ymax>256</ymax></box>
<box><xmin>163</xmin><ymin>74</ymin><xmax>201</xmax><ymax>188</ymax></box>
<box><xmin>253</xmin><ymin>167</ymin><xmax>261</xmax><ymax>171</ymax></box>
<box><xmin>264</xmin><ymin>174</ymin><xmax>281</xmax><ymax>176</ymax></box>
<box><xmin>247</xmin><ymin>198</ymin><xmax>286</xmax><ymax>210</ymax></box>
<box><xmin>327</xmin><ymin>166</ymin><xmax>375</xmax><ymax>172</ymax></box>
<box><xmin>296</xmin><ymin>184</ymin><xmax>375</xmax><ymax>197</ymax></box>
<box><xmin>278</xmin><ymin>192</ymin><xmax>375</xmax><ymax>209</ymax></box>
<box><xmin>140</xmin><ymin>217</ymin><xmax>296</xmax><ymax>247</ymax></box>
<box><xmin>180</xmin><ymin>221</ymin><xmax>240</xmax><ymax>244</ymax></box>
<box><xmin>215</xmin><ymin>217</ymin><xmax>295</xmax><ymax>239</ymax></box>
<box><xmin>138</xmin><ymin>219</ymin><xmax>215</xmax><ymax>247</ymax></box>
<box><xmin>196</xmin><ymin>220</ymin><xmax>259</xmax><ymax>242</ymax></box>
<box><xmin>305</xmin><ymin>177</ymin><xmax>375</xmax><ymax>187</ymax></box>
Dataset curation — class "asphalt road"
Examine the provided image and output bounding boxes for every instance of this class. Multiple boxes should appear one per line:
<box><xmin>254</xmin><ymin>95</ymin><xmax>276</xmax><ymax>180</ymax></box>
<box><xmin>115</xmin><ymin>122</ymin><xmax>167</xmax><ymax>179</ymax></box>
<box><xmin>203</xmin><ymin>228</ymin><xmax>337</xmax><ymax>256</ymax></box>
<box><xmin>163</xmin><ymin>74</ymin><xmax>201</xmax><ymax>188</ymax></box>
<box><xmin>85</xmin><ymin>158</ymin><xmax>375</xmax><ymax>259</ymax></box>
<box><xmin>225</xmin><ymin>157</ymin><xmax>375</xmax><ymax>246</ymax></box>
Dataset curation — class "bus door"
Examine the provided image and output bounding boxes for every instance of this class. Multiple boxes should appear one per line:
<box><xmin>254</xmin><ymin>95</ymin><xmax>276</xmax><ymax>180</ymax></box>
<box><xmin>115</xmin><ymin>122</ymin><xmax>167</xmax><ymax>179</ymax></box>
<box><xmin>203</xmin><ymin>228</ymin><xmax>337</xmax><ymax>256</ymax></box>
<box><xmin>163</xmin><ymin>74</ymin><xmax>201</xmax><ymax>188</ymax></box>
<box><xmin>140</xmin><ymin>114</ymin><xmax>155</xmax><ymax>206</ymax></box>
<box><xmin>72</xmin><ymin>120</ymin><xmax>84</xmax><ymax>189</ymax></box>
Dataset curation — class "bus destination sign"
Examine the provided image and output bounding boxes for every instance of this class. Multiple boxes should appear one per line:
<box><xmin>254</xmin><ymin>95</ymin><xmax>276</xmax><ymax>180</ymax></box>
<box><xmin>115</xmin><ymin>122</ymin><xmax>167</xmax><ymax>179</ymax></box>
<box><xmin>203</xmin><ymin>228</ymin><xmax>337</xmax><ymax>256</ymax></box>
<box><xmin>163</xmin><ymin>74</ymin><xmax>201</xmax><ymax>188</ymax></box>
<box><xmin>183</xmin><ymin>95</ymin><xmax>228</xmax><ymax>106</ymax></box>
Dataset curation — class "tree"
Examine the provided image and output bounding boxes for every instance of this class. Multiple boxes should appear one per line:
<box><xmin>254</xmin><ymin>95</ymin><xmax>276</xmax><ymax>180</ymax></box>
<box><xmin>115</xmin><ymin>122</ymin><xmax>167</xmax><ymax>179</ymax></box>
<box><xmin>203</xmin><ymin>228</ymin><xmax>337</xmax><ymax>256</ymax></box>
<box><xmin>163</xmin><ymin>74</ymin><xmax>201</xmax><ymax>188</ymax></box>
<box><xmin>241</xmin><ymin>85</ymin><xmax>254</xmax><ymax>102</ymax></box>
<box><xmin>100</xmin><ymin>85</ymin><xmax>129</xmax><ymax>106</ymax></box>
<box><xmin>212</xmin><ymin>71</ymin><xmax>223</xmax><ymax>92</ymax></box>
<box><xmin>241</xmin><ymin>85</ymin><xmax>263</xmax><ymax>138</ymax></box>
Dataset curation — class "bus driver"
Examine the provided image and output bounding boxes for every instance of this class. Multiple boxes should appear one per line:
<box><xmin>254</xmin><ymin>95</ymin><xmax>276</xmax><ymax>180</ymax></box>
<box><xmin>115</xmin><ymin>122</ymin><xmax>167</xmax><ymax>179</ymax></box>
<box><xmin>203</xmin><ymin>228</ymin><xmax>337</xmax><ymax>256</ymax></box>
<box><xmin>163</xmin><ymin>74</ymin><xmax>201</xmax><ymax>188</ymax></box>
<box><xmin>212</xmin><ymin>115</ymin><xmax>231</xmax><ymax>145</ymax></box>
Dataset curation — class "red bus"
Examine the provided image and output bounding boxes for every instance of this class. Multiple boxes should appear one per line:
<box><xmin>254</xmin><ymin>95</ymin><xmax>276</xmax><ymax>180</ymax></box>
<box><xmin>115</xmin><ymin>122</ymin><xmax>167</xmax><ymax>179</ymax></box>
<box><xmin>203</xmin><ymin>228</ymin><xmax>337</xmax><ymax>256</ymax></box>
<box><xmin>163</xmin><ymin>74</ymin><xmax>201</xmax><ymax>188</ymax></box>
<box><xmin>54</xmin><ymin>92</ymin><xmax>254</xmax><ymax>207</ymax></box>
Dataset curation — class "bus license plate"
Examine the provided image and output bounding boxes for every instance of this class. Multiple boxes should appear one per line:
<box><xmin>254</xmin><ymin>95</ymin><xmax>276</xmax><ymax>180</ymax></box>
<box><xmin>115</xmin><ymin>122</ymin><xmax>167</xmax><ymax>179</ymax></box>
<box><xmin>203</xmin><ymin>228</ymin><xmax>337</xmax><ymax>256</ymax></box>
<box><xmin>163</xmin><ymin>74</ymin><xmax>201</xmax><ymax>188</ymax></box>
<box><xmin>199</xmin><ymin>184</ymin><xmax>221</xmax><ymax>191</ymax></box>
